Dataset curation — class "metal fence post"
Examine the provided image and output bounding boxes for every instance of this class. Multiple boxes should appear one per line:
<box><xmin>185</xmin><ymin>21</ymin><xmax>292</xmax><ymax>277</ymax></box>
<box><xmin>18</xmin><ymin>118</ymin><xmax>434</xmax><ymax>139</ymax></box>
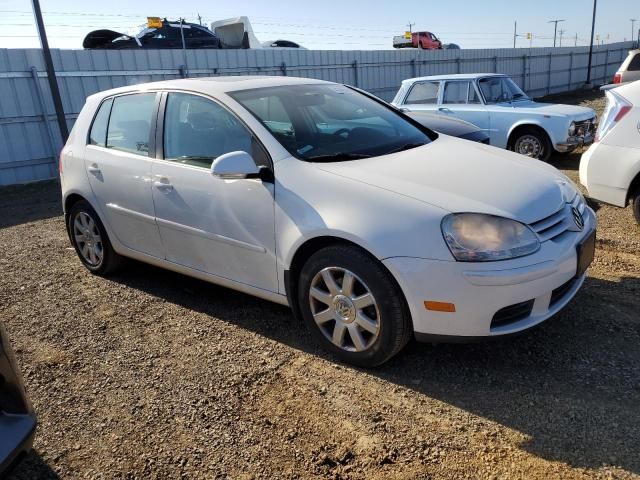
<box><xmin>30</xmin><ymin>66</ymin><xmax>57</xmax><ymax>165</ymax></box>
<box><xmin>603</xmin><ymin>48</ymin><xmax>610</xmax><ymax>84</ymax></box>
<box><xmin>410</xmin><ymin>59</ymin><xmax>416</xmax><ymax>78</ymax></box>
<box><xmin>493</xmin><ymin>56</ymin><xmax>498</xmax><ymax>73</ymax></box>
<box><xmin>568</xmin><ymin>52</ymin><xmax>573</xmax><ymax>91</ymax></box>
<box><xmin>547</xmin><ymin>52</ymin><xmax>553</xmax><ymax>95</ymax></box>
<box><xmin>280</xmin><ymin>62</ymin><xmax>287</xmax><ymax>76</ymax></box>
<box><xmin>522</xmin><ymin>54</ymin><xmax>527</xmax><ymax>91</ymax></box>
<box><xmin>352</xmin><ymin>60</ymin><xmax>359</xmax><ymax>87</ymax></box>
<box><xmin>456</xmin><ymin>57</ymin><xmax>461</xmax><ymax>74</ymax></box>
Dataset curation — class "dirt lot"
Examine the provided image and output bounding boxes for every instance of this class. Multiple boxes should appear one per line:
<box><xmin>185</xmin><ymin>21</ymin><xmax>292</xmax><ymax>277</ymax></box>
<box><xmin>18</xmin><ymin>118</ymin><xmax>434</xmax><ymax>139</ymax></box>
<box><xmin>2</xmin><ymin>90</ymin><xmax>639</xmax><ymax>479</ymax></box>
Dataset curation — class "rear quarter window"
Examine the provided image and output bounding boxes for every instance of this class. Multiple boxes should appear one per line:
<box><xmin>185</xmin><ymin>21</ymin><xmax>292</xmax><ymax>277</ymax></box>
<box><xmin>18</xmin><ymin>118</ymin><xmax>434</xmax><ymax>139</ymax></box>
<box><xmin>88</xmin><ymin>98</ymin><xmax>113</xmax><ymax>147</ymax></box>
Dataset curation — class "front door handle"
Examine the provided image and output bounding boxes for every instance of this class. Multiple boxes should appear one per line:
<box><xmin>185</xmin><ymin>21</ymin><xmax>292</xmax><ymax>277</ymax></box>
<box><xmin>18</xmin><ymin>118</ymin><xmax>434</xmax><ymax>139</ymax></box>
<box><xmin>87</xmin><ymin>163</ymin><xmax>101</xmax><ymax>175</ymax></box>
<box><xmin>438</xmin><ymin>107</ymin><xmax>452</xmax><ymax>113</ymax></box>
<box><xmin>154</xmin><ymin>176</ymin><xmax>173</xmax><ymax>192</ymax></box>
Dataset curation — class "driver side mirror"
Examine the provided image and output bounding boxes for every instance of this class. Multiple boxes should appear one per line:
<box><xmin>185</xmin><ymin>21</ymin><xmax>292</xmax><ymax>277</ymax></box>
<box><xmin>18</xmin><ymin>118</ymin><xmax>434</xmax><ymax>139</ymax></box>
<box><xmin>211</xmin><ymin>151</ymin><xmax>273</xmax><ymax>182</ymax></box>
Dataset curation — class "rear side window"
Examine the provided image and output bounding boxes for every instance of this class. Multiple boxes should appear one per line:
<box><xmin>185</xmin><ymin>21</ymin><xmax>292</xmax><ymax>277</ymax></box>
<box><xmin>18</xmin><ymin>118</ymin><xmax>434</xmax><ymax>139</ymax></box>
<box><xmin>405</xmin><ymin>81</ymin><xmax>440</xmax><ymax>105</ymax></box>
<box><xmin>443</xmin><ymin>81</ymin><xmax>469</xmax><ymax>104</ymax></box>
<box><xmin>88</xmin><ymin>98</ymin><xmax>113</xmax><ymax>147</ymax></box>
<box><xmin>106</xmin><ymin>93</ymin><xmax>157</xmax><ymax>156</ymax></box>
<box><xmin>628</xmin><ymin>53</ymin><xmax>640</xmax><ymax>72</ymax></box>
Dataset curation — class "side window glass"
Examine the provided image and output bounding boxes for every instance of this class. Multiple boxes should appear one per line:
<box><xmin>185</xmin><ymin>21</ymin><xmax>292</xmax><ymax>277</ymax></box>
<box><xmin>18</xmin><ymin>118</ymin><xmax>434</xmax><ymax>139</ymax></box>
<box><xmin>628</xmin><ymin>53</ymin><xmax>640</xmax><ymax>71</ymax></box>
<box><xmin>405</xmin><ymin>82</ymin><xmax>440</xmax><ymax>105</ymax></box>
<box><xmin>442</xmin><ymin>81</ymin><xmax>469</xmax><ymax>104</ymax></box>
<box><xmin>89</xmin><ymin>98</ymin><xmax>113</xmax><ymax>147</ymax></box>
<box><xmin>164</xmin><ymin>93</ymin><xmax>262</xmax><ymax>169</ymax></box>
<box><xmin>468</xmin><ymin>84</ymin><xmax>481</xmax><ymax>104</ymax></box>
<box><xmin>106</xmin><ymin>93</ymin><xmax>156</xmax><ymax>156</ymax></box>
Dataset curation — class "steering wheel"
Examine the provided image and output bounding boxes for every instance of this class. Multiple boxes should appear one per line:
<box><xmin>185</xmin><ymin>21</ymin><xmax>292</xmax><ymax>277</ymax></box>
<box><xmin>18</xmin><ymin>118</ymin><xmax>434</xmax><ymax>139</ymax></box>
<box><xmin>332</xmin><ymin>128</ymin><xmax>351</xmax><ymax>138</ymax></box>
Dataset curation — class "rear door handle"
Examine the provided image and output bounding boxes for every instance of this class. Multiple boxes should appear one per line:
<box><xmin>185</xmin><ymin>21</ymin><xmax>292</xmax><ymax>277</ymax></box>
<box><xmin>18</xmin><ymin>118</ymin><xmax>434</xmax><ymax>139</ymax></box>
<box><xmin>87</xmin><ymin>163</ymin><xmax>101</xmax><ymax>175</ymax></box>
<box><xmin>154</xmin><ymin>176</ymin><xmax>173</xmax><ymax>192</ymax></box>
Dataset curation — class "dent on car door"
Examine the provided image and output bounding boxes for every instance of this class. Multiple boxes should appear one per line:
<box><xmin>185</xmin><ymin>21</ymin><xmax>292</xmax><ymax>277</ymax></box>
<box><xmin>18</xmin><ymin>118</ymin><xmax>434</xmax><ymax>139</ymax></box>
<box><xmin>84</xmin><ymin>92</ymin><xmax>165</xmax><ymax>257</ymax></box>
<box><xmin>150</xmin><ymin>92</ymin><xmax>278</xmax><ymax>292</ymax></box>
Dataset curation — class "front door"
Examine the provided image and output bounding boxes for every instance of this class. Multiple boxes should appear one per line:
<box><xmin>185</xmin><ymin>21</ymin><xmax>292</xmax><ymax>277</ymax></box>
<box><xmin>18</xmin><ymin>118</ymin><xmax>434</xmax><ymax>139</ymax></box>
<box><xmin>151</xmin><ymin>92</ymin><xmax>277</xmax><ymax>292</ymax></box>
<box><xmin>84</xmin><ymin>92</ymin><xmax>165</xmax><ymax>258</ymax></box>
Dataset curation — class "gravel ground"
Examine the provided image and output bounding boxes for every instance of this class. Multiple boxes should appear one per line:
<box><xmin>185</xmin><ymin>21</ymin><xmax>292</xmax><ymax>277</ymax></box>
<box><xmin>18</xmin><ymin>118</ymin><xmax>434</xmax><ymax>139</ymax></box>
<box><xmin>2</xmin><ymin>90</ymin><xmax>639</xmax><ymax>479</ymax></box>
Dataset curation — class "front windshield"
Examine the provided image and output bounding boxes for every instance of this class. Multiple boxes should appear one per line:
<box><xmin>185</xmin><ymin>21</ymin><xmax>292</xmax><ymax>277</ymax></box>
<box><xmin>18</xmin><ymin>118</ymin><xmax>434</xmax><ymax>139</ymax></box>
<box><xmin>230</xmin><ymin>84</ymin><xmax>435</xmax><ymax>162</ymax></box>
<box><xmin>478</xmin><ymin>77</ymin><xmax>529</xmax><ymax>104</ymax></box>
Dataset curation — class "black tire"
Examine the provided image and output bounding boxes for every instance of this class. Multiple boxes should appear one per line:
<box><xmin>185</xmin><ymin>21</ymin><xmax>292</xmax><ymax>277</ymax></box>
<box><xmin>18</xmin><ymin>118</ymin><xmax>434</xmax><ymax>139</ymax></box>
<box><xmin>297</xmin><ymin>245</ymin><xmax>412</xmax><ymax>367</ymax></box>
<box><xmin>68</xmin><ymin>200</ymin><xmax>123</xmax><ymax>275</ymax></box>
<box><xmin>509</xmin><ymin>127</ymin><xmax>552</xmax><ymax>161</ymax></box>
<box><xmin>632</xmin><ymin>190</ymin><xmax>640</xmax><ymax>226</ymax></box>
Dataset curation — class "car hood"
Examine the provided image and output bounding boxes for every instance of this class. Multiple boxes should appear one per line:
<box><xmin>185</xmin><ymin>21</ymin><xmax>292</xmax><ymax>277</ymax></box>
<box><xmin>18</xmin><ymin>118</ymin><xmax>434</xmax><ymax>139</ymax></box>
<box><xmin>314</xmin><ymin>135</ymin><xmax>575</xmax><ymax>225</ymax></box>
<box><xmin>498</xmin><ymin>100</ymin><xmax>595</xmax><ymax>119</ymax></box>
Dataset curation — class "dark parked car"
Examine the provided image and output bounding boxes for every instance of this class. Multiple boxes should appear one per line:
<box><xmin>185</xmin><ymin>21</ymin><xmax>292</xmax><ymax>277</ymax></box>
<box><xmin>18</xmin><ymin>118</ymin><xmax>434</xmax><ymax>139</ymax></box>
<box><xmin>0</xmin><ymin>322</ymin><xmax>36</xmax><ymax>476</ymax></box>
<box><xmin>83</xmin><ymin>19</ymin><xmax>220</xmax><ymax>49</ymax></box>
<box><xmin>404</xmin><ymin>110</ymin><xmax>489</xmax><ymax>143</ymax></box>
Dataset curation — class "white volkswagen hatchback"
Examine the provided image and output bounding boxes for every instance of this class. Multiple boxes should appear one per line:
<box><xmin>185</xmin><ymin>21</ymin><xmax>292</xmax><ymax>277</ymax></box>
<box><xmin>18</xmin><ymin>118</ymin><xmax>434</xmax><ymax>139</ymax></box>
<box><xmin>60</xmin><ymin>77</ymin><xmax>596</xmax><ymax>366</ymax></box>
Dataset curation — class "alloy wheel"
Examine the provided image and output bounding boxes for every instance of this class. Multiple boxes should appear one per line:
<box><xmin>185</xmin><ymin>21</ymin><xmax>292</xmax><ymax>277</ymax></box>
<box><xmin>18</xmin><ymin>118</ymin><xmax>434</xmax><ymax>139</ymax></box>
<box><xmin>73</xmin><ymin>211</ymin><xmax>104</xmax><ymax>267</ymax></box>
<box><xmin>308</xmin><ymin>267</ymin><xmax>380</xmax><ymax>352</ymax></box>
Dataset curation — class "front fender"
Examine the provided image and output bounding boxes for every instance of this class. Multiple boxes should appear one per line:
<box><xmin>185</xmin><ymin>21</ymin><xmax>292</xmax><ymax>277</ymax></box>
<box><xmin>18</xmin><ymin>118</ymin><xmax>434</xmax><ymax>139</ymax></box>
<box><xmin>506</xmin><ymin>118</ymin><xmax>567</xmax><ymax>148</ymax></box>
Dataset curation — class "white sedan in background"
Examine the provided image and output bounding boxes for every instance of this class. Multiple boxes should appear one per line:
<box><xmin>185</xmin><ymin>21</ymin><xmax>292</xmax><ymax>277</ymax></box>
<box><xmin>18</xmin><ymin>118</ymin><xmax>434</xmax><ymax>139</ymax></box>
<box><xmin>392</xmin><ymin>73</ymin><xmax>597</xmax><ymax>161</ymax></box>
<box><xmin>60</xmin><ymin>76</ymin><xmax>595</xmax><ymax>367</ymax></box>
<box><xmin>580</xmin><ymin>80</ymin><xmax>640</xmax><ymax>224</ymax></box>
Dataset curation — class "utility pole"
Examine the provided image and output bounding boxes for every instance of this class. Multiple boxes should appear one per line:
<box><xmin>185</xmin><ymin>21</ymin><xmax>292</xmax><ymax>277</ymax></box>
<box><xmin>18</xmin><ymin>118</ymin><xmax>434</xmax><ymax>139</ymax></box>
<box><xmin>548</xmin><ymin>19</ymin><xmax>566</xmax><ymax>47</ymax></box>
<box><xmin>406</xmin><ymin>22</ymin><xmax>415</xmax><ymax>33</ymax></box>
<box><xmin>575</xmin><ymin>33</ymin><xmax>578</xmax><ymax>46</ymax></box>
<box><xmin>632</xmin><ymin>19</ymin><xmax>637</xmax><ymax>45</ymax></box>
<box><xmin>30</xmin><ymin>0</ymin><xmax>68</xmax><ymax>143</ymax></box>
<box><xmin>586</xmin><ymin>0</ymin><xmax>597</xmax><ymax>86</ymax></box>
<box><xmin>513</xmin><ymin>21</ymin><xmax>517</xmax><ymax>48</ymax></box>
<box><xmin>197</xmin><ymin>13</ymin><xmax>202</xmax><ymax>26</ymax></box>
<box><xmin>559</xmin><ymin>29</ymin><xmax>565</xmax><ymax>47</ymax></box>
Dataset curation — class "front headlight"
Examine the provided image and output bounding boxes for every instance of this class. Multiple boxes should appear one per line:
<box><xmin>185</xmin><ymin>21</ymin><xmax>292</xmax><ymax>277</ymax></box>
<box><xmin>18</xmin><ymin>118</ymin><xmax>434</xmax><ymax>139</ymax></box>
<box><xmin>441</xmin><ymin>213</ymin><xmax>540</xmax><ymax>262</ymax></box>
<box><xmin>568</xmin><ymin>121</ymin><xmax>576</xmax><ymax>136</ymax></box>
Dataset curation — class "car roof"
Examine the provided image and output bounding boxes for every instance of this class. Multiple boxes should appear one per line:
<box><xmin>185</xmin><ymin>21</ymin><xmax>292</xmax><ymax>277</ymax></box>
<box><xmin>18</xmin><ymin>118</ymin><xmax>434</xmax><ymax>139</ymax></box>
<box><xmin>401</xmin><ymin>73</ymin><xmax>506</xmax><ymax>84</ymax></box>
<box><xmin>89</xmin><ymin>76</ymin><xmax>332</xmax><ymax>100</ymax></box>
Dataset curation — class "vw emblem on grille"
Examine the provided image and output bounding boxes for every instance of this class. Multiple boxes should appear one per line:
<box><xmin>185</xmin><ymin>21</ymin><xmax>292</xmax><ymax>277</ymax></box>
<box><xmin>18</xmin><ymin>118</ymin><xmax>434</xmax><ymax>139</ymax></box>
<box><xmin>571</xmin><ymin>206</ymin><xmax>584</xmax><ymax>231</ymax></box>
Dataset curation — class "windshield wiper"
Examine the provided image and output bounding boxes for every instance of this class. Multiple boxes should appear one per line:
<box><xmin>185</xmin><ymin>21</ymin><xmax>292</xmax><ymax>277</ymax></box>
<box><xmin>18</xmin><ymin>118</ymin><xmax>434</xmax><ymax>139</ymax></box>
<box><xmin>305</xmin><ymin>152</ymin><xmax>372</xmax><ymax>162</ymax></box>
<box><xmin>386</xmin><ymin>142</ymin><xmax>426</xmax><ymax>154</ymax></box>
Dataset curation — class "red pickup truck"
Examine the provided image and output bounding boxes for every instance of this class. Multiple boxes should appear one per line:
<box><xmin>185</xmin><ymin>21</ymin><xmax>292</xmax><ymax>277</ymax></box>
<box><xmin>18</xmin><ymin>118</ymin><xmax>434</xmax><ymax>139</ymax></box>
<box><xmin>393</xmin><ymin>31</ymin><xmax>442</xmax><ymax>50</ymax></box>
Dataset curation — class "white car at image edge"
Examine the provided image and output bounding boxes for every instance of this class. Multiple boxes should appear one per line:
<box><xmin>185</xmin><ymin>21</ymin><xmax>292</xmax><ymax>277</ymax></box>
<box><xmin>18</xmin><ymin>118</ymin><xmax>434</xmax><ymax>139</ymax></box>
<box><xmin>60</xmin><ymin>76</ymin><xmax>596</xmax><ymax>367</ymax></box>
<box><xmin>580</xmin><ymin>80</ymin><xmax>640</xmax><ymax>223</ymax></box>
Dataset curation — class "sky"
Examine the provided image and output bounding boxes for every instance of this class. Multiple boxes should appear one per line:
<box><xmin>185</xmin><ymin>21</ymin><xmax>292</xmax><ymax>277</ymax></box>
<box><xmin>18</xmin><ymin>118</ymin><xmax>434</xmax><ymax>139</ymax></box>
<box><xmin>0</xmin><ymin>0</ymin><xmax>638</xmax><ymax>50</ymax></box>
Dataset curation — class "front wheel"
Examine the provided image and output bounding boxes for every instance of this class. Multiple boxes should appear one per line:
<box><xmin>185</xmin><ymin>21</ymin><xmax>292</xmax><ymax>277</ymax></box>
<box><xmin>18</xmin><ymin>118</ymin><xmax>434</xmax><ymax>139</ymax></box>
<box><xmin>298</xmin><ymin>245</ymin><xmax>412</xmax><ymax>367</ymax></box>
<box><xmin>509</xmin><ymin>127</ymin><xmax>552</xmax><ymax>161</ymax></box>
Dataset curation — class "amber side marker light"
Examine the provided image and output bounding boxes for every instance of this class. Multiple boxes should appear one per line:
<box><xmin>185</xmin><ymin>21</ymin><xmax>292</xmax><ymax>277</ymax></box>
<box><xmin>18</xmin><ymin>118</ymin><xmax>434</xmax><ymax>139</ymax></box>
<box><xmin>424</xmin><ymin>301</ymin><xmax>456</xmax><ymax>313</ymax></box>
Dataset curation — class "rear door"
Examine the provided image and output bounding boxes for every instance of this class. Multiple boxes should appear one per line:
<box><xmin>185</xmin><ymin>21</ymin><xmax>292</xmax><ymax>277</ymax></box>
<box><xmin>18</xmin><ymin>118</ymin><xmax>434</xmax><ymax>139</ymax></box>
<box><xmin>400</xmin><ymin>80</ymin><xmax>441</xmax><ymax>113</ymax></box>
<box><xmin>438</xmin><ymin>80</ymin><xmax>489</xmax><ymax>134</ymax></box>
<box><xmin>84</xmin><ymin>92</ymin><xmax>164</xmax><ymax>258</ymax></box>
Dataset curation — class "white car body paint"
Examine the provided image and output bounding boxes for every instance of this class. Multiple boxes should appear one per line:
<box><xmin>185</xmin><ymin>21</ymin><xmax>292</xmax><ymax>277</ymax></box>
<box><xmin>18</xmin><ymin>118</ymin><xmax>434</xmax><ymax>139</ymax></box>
<box><xmin>580</xmin><ymin>80</ymin><xmax>640</xmax><ymax>208</ymax></box>
<box><xmin>61</xmin><ymin>76</ymin><xmax>596</xmax><ymax>339</ymax></box>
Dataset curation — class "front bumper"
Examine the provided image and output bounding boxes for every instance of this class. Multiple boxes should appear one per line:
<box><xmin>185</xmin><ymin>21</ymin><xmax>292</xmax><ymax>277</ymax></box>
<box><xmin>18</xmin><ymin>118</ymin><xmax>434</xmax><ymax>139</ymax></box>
<box><xmin>383</xmin><ymin>208</ymin><xmax>596</xmax><ymax>339</ymax></box>
<box><xmin>555</xmin><ymin>134</ymin><xmax>594</xmax><ymax>152</ymax></box>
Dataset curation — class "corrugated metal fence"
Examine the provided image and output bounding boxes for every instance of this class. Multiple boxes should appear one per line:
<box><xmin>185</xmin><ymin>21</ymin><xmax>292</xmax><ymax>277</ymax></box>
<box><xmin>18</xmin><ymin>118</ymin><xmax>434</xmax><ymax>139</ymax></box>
<box><xmin>0</xmin><ymin>41</ymin><xmax>634</xmax><ymax>185</ymax></box>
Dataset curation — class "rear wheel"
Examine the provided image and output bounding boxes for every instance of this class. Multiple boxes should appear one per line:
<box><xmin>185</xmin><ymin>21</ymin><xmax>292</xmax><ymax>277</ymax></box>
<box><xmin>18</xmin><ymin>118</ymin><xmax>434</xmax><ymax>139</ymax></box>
<box><xmin>631</xmin><ymin>190</ymin><xmax>640</xmax><ymax>225</ymax></box>
<box><xmin>68</xmin><ymin>200</ymin><xmax>123</xmax><ymax>275</ymax></box>
<box><xmin>298</xmin><ymin>245</ymin><xmax>412</xmax><ymax>367</ymax></box>
<box><xmin>509</xmin><ymin>127</ymin><xmax>552</xmax><ymax>161</ymax></box>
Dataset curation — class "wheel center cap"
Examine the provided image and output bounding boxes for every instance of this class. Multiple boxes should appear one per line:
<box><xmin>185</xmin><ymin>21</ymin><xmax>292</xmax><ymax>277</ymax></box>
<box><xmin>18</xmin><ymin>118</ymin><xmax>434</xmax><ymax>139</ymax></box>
<box><xmin>333</xmin><ymin>295</ymin><xmax>355</xmax><ymax>323</ymax></box>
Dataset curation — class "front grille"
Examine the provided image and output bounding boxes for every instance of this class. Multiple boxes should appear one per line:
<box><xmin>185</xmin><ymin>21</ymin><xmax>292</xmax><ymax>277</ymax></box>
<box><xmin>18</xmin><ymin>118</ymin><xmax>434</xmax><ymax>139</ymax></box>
<box><xmin>491</xmin><ymin>299</ymin><xmax>535</xmax><ymax>329</ymax></box>
<box><xmin>550</xmin><ymin>278</ymin><xmax>577</xmax><ymax>307</ymax></box>
<box><xmin>529</xmin><ymin>194</ymin><xmax>585</xmax><ymax>242</ymax></box>
<box><xmin>574</xmin><ymin>117</ymin><xmax>597</xmax><ymax>137</ymax></box>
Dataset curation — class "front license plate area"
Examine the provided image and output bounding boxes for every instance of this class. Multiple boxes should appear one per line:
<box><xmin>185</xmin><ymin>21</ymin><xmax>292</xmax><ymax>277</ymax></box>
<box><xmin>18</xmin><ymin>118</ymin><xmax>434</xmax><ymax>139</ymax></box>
<box><xmin>576</xmin><ymin>229</ymin><xmax>596</xmax><ymax>278</ymax></box>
